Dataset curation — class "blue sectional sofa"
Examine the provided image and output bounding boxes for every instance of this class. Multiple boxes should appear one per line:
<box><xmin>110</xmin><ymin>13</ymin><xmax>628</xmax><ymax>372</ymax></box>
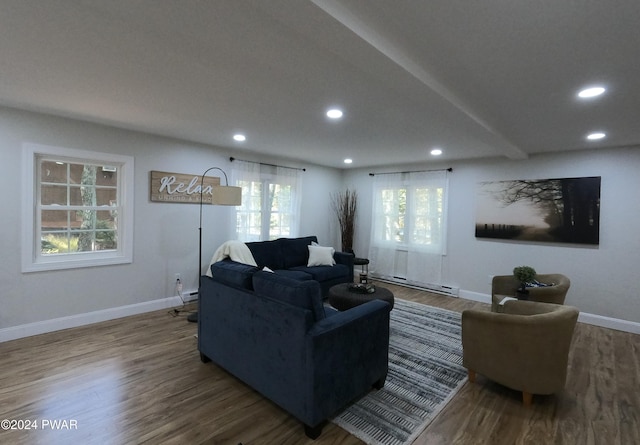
<box><xmin>198</xmin><ymin>260</ymin><xmax>391</xmax><ymax>438</ymax></box>
<box><xmin>244</xmin><ymin>235</ymin><xmax>354</xmax><ymax>296</ymax></box>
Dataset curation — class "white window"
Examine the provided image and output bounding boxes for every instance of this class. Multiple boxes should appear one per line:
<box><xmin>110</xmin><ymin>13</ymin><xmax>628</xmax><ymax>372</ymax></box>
<box><xmin>369</xmin><ymin>170</ymin><xmax>449</xmax><ymax>288</ymax></box>
<box><xmin>232</xmin><ymin>161</ymin><xmax>302</xmax><ymax>241</ymax></box>
<box><xmin>22</xmin><ymin>144</ymin><xmax>134</xmax><ymax>272</ymax></box>
<box><xmin>374</xmin><ymin>180</ymin><xmax>445</xmax><ymax>250</ymax></box>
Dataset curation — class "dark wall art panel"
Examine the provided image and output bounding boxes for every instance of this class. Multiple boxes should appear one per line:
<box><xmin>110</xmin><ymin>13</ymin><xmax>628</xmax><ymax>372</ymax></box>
<box><xmin>475</xmin><ymin>176</ymin><xmax>601</xmax><ymax>245</ymax></box>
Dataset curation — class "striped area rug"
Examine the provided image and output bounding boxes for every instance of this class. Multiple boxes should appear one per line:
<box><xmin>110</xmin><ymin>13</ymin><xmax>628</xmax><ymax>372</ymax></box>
<box><xmin>332</xmin><ymin>299</ymin><xmax>467</xmax><ymax>445</ymax></box>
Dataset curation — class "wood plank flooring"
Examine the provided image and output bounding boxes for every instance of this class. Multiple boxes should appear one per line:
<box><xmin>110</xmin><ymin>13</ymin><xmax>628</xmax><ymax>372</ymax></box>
<box><xmin>0</xmin><ymin>282</ymin><xmax>638</xmax><ymax>444</ymax></box>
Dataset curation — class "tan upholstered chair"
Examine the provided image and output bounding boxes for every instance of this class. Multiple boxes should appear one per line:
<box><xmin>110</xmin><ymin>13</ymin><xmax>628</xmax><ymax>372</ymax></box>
<box><xmin>462</xmin><ymin>301</ymin><xmax>579</xmax><ymax>405</ymax></box>
<box><xmin>491</xmin><ymin>274</ymin><xmax>570</xmax><ymax>312</ymax></box>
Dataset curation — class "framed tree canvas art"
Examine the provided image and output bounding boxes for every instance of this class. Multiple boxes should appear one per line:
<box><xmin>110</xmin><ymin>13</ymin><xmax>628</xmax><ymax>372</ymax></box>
<box><xmin>475</xmin><ymin>176</ymin><xmax>601</xmax><ymax>245</ymax></box>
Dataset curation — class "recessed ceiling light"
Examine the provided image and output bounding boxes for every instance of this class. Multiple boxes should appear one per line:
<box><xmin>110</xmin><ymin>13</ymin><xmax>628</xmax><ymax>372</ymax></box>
<box><xmin>233</xmin><ymin>134</ymin><xmax>246</xmax><ymax>142</ymax></box>
<box><xmin>430</xmin><ymin>148</ymin><xmax>443</xmax><ymax>156</ymax></box>
<box><xmin>586</xmin><ymin>132</ymin><xmax>606</xmax><ymax>140</ymax></box>
<box><xmin>327</xmin><ymin>108</ymin><xmax>343</xmax><ymax>119</ymax></box>
<box><xmin>343</xmin><ymin>158</ymin><xmax>353</xmax><ymax>164</ymax></box>
<box><xmin>578</xmin><ymin>86</ymin><xmax>606</xmax><ymax>99</ymax></box>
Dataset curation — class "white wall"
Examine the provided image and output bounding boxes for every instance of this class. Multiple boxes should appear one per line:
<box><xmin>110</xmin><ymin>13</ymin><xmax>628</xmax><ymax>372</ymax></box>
<box><xmin>299</xmin><ymin>165</ymin><xmax>343</xmax><ymax>247</ymax></box>
<box><xmin>2</xmin><ymin>106</ymin><xmax>638</xmax><ymax>338</ymax></box>
<box><xmin>0</xmin><ymin>107</ymin><xmax>340</xmax><ymax>337</ymax></box>
<box><xmin>343</xmin><ymin>147</ymin><xmax>640</xmax><ymax>325</ymax></box>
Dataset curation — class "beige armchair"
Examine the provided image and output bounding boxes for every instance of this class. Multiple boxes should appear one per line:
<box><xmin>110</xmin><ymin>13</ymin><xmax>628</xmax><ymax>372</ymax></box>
<box><xmin>462</xmin><ymin>300</ymin><xmax>579</xmax><ymax>405</ymax></box>
<box><xmin>491</xmin><ymin>274</ymin><xmax>570</xmax><ymax>312</ymax></box>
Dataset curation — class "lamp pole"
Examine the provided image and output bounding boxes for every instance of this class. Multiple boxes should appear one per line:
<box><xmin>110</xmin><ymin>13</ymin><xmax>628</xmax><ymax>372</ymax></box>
<box><xmin>187</xmin><ymin>167</ymin><xmax>231</xmax><ymax>323</ymax></box>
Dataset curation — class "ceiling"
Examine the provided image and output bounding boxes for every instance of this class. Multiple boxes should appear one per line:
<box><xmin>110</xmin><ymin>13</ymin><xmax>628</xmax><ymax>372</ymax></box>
<box><xmin>1</xmin><ymin>0</ymin><xmax>638</xmax><ymax>169</ymax></box>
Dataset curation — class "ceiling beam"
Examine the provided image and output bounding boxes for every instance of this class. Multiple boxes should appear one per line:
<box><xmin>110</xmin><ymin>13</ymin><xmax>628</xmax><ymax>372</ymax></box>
<box><xmin>311</xmin><ymin>0</ymin><xmax>528</xmax><ymax>160</ymax></box>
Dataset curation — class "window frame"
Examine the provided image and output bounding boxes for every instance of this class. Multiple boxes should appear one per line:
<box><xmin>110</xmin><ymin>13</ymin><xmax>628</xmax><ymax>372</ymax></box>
<box><xmin>22</xmin><ymin>143</ymin><xmax>134</xmax><ymax>272</ymax></box>
<box><xmin>233</xmin><ymin>165</ymin><xmax>301</xmax><ymax>242</ymax></box>
<box><xmin>372</xmin><ymin>176</ymin><xmax>447</xmax><ymax>254</ymax></box>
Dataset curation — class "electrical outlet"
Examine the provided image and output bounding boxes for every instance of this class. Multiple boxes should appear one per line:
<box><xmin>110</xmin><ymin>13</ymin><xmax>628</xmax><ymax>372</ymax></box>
<box><xmin>175</xmin><ymin>273</ymin><xmax>181</xmax><ymax>281</ymax></box>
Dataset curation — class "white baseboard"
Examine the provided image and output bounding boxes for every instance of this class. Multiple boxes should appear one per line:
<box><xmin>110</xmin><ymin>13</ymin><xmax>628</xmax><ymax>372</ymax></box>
<box><xmin>577</xmin><ymin>312</ymin><xmax>640</xmax><ymax>334</ymax></box>
<box><xmin>458</xmin><ymin>290</ymin><xmax>640</xmax><ymax>334</ymax></box>
<box><xmin>373</xmin><ymin>276</ymin><xmax>459</xmax><ymax>297</ymax></box>
<box><xmin>459</xmin><ymin>290</ymin><xmax>492</xmax><ymax>304</ymax></box>
<box><xmin>4</xmin><ymin>289</ymin><xmax>637</xmax><ymax>343</ymax></box>
<box><xmin>0</xmin><ymin>295</ymin><xmax>184</xmax><ymax>343</ymax></box>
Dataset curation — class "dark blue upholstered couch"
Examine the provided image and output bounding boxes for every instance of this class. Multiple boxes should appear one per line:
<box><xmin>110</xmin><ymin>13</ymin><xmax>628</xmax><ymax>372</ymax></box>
<box><xmin>244</xmin><ymin>236</ymin><xmax>354</xmax><ymax>296</ymax></box>
<box><xmin>198</xmin><ymin>264</ymin><xmax>391</xmax><ymax>439</ymax></box>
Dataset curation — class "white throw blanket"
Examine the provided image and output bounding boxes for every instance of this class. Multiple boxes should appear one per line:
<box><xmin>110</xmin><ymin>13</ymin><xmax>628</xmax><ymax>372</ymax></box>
<box><xmin>206</xmin><ymin>240</ymin><xmax>257</xmax><ymax>277</ymax></box>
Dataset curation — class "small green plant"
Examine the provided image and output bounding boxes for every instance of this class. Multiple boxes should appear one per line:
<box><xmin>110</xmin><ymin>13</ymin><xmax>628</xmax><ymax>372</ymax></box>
<box><xmin>513</xmin><ymin>265</ymin><xmax>536</xmax><ymax>283</ymax></box>
<box><xmin>513</xmin><ymin>266</ymin><xmax>537</xmax><ymax>291</ymax></box>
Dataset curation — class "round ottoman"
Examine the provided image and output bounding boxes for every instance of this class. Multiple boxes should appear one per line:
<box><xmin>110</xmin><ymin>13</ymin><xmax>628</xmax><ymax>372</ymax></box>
<box><xmin>328</xmin><ymin>283</ymin><xmax>395</xmax><ymax>311</ymax></box>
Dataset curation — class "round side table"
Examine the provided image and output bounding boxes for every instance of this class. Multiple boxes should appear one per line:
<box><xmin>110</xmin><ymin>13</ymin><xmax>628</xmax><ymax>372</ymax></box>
<box><xmin>353</xmin><ymin>257</ymin><xmax>370</xmax><ymax>274</ymax></box>
<box><xmin>353</xmin><ymin>257</ymin><xmax>370</xmax><ymax>283</ymax></box>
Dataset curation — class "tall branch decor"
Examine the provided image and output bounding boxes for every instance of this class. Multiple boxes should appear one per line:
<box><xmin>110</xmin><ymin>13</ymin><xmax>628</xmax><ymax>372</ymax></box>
<box><xmin>331</xmin><ymin>189</ymin><xmax>358</xmax><ymax>253</ymax></box>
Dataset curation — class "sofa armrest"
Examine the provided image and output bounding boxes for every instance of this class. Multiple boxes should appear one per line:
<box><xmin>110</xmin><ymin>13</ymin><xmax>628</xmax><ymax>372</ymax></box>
<box><xmin>333</xmin><ymin>251</ymin><xmax>354</xmax><ymax>281</ymax></box>
<box><xmin>309</xmin><ymin>299</ymin><xmax>389</xmax><ymax>337</ymax></box>
<box><xmin>333</xmin><ymin>250</ymin><xmax>354</xmax><ymax>267</ymax></box>
<box><xmin>305</xmin><ymin>300</ymin><xmax>390</xmax><ymax>423</ymax></box>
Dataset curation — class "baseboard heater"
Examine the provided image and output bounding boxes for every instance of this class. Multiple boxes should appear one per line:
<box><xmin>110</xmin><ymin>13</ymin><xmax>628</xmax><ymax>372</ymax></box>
<box><xmin>181</xmin><ymin>291</ymin><xmax>199</xmax><ymax>302</ymax></box>
<box><xmin>374</xmin><ymin>275</ymin><xmax>460</xmax><ymax>297</ymax></box>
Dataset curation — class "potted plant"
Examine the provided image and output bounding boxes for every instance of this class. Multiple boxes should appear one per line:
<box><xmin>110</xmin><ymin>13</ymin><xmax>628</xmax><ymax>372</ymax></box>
<box><xmin>513</xmin><ymin>265</ymin><xmax>537</xmax><ymax>299</ymax></box>
<box><xmin>331</xmin><ymin>189</ymin><xmax>357</xmax><ymax>254</ymax></box>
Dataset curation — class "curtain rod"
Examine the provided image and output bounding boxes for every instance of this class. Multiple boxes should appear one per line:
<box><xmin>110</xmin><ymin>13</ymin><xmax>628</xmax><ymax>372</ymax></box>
<box><xmin>229</xmin><ymin>157</ymin><xmax>306</xmax><ymax>172</ymax></box>
<box><xmin>369</xmin><ymin>167</ymin><xmax>452</xmax><ymax>176</ymax></box>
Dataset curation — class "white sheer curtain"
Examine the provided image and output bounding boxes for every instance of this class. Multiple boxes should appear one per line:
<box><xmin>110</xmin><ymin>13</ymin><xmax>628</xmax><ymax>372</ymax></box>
<box><xmin>231</xmin><ymin>160</ymin><xmax>302</xmax><ymax>241</ymax></box>
<box><xmin>231</xmin><ymin>160</ymin><xmax>261</xmax><ymax>241</ymax></box>
<box><xmin>368</xmin><ymin>170</ymin><xmax>449</xmax><ymax>289</ymax></box>
<box><xmin>272</xmin><ymin>164</ymin><xmax>302</xmax><ymax>239</ymax></box>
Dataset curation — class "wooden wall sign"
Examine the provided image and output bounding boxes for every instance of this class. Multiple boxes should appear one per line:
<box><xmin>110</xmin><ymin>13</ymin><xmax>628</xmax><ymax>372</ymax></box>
<box><xmin>150</xmin><ymin>171</ymin><xmax>221</xmax><ymax>204</ymax></box>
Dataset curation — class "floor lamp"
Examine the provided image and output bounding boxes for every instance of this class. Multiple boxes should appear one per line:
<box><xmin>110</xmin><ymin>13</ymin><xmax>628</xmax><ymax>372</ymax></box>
<box><xmin>187</xmin><ymin>167</ymin><xmax>242</xmax><ymax>323</ymax></box>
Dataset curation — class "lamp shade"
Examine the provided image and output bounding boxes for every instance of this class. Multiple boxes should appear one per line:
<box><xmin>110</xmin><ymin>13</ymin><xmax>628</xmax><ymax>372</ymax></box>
<box><xmin>212</xmin><ymin>185</ymin><xmax>242</xmax><ymax>206</ymax></box>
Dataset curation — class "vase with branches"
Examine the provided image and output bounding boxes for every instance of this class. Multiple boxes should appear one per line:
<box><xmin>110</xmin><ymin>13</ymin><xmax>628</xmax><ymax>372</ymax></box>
<box><xmin>331</xmin><ymin>189</ymin><xmax>357</xmax><ymax>253</ymax></box>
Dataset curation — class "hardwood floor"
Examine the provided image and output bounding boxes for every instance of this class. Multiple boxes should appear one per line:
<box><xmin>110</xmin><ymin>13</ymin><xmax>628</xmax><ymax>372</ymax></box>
<box><xmin>1</xmin><ymin>282</ymin><xmax>638</xmax><ymax>444</ymax></box>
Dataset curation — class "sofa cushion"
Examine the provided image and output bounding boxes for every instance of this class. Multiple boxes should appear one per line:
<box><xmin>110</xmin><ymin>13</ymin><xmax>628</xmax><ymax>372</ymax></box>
<box><xmin>273</xmin><ymin>269</ymin><xmax>314</xmax><ymax>281</ymax></box>
<box><xmin>292</xmin><ymin>264</ymin><xmax>349</xmax><ymax>281</ymax></box>
<box><xmin>281</xmin><ymin>236</ymin><xmax>318</xmax><ymax>269</ymax></box>
<box><xmin>246</xmin><ymin>239</ymin><xmax>285</xmax><ymax>270</ymax></box>
<box><xmin>210</xmin><ymin>259</ymin><xmax>260</xmax><ymax>290</ymax></box>
<box><xmin>291</xmin><ymin>264</ymin><xmax>350</xmax><ymax>282</ymax></box>
<box><xmin>324</xmin><ymin>306</ymin><xmax>339</xmax><ymax>318</ymax></box>
<box><xmin>252</xmin><ymin>270</ymin><xmax>326</xmax><ymax>321</ymax></box>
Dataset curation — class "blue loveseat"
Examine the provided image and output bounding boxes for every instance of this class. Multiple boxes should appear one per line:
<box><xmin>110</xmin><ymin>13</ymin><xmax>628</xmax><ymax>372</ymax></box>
<box><xmin>198</xmin><ymin>263</ymin><xmax>391</xmax><ymax>438</ymax></box>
